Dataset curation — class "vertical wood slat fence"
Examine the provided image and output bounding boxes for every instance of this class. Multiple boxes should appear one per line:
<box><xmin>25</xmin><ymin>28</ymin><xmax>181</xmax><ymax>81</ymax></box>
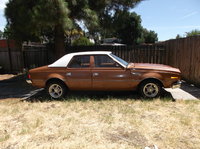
<box><xmin>0</xmin><ymin>44</ymin><xmax>166</xmax><ymax>72</ymax></box>
<box><xmin>0</xmin><ymin>48</ymin><xmax>23</xmax><ymax>73</ymax></box>
<box><xmin>66</xmin><ymin>44</ymin><xmax>166</xmax><ymax>64</ymax></box>
<box><xmin>23</xmin><ymin>45</ymin><xmax>49</xmax><ymax>69</ymax></box>
<box><xmin>165</xmin><ymin>36</ymin><xmax>200</xmax><ymax>85</ymax></box>
<box><xmin>0</xmin><ymin>36</ymin><xmax>200</xmax><ymax>85</ymax></box>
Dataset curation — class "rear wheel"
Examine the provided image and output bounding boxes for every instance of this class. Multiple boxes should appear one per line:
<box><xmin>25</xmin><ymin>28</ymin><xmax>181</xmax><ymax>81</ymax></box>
<box><xmin>139</xmin><ymin>80</ymin><xmax>162</xmax><ymax>98</ymax></box>
<box><xmin>46</xmin><ymin>81</ymin><xmax>67</xmax><ymax>99</ymax></box>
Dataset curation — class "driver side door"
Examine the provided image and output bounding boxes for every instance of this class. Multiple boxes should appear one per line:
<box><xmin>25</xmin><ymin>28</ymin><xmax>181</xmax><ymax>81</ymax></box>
<box><xmin>65</xmin><ymin>55</ymin><xmax>92</xmax><ymax>90</ymax></box>
<box><xmin>92</xmin><ymin>55</ymin><xmax>133</xmax><ymax>90</ymax></box>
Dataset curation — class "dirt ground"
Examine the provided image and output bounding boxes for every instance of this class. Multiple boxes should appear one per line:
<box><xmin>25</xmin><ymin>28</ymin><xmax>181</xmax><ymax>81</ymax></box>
<box><xmin>0</xmin><ymin>74</ymin><xmax>200</xmax><ymax>100</ymax></box>
<box><xmin>0</xmin><ymin>74</ymin><xmax>36</xmax><ymax>99</ymax></box>
<box><xmin>0</xmin><ymin>74</ymin><xmax>200</xmax><ymax>149</ymax></box>
<box><xmin>0</xmin><ymin>74</ymin><xmax>172</xmax><ymax>101</ymax></box>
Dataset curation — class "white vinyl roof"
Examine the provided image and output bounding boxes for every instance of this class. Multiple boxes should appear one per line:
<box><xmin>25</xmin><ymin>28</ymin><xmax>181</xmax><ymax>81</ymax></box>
<box><xmin>48</xmin><ymin>51</ymin><xmax>112</xmax><ymax>67</ymax></box>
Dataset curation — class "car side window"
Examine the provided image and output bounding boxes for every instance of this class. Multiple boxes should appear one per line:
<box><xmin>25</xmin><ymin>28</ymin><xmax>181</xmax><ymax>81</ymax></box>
<box><xmin>94</xmin><ymin>55</ymin><xmax>119</xmax><ymax>68</ymax></box>
<box><xmin>68</xmin><ymin>56</ymin><xmax>90</xmax><ymax>68</ymax></box>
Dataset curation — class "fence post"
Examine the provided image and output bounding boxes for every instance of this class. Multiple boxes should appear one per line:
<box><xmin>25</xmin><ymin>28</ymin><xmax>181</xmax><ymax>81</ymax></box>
<box><xmin>21</xmin><ymin>44</ymin><xmax>25</xmax><ymax>72</ymax></box>
<box><xmin>7</xmin><ymin>39</ymin><xmax>13</xmax><ymax>73</ymax></box>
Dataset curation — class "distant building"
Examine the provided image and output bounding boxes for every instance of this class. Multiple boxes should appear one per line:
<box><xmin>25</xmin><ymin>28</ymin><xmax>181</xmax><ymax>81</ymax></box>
<box><xmin>0</xmin><ymin>39</ymin><xmax>16</xmax><ymax>50</ymax></box>
<box><xmin>101</xmin><ymin>38</ymin><xmax>126</xmax><ymax>46</ymax></box>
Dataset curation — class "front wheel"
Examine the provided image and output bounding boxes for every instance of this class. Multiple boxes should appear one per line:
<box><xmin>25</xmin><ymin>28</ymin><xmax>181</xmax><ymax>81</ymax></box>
<box><xmin>139</xmin><ymin>80</ymin><xmax>162</xmax><ymax>98</ymax></box>
<box><xmin>46</xmin><ymin>81</ymin><xmax>67</xmax><ymax>99</ymax></box>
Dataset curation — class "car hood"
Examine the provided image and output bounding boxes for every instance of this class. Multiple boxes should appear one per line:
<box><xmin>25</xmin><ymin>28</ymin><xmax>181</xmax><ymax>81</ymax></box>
<box><xmin>127</xmin><ymin>63</ymin><xmax>180</xmax><ymax>73</ymax></box>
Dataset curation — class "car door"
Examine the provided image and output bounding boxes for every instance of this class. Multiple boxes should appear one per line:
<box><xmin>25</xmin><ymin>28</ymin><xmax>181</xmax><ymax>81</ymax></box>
<box><xmin>92</xmin><ymin>55</ymin><xmax>133</xmax><ymax>90</ymax></box>
<box><xmin>65</xmin><ymin>55</ymin><xmax>92</xmax><ymax>90</ymax></box>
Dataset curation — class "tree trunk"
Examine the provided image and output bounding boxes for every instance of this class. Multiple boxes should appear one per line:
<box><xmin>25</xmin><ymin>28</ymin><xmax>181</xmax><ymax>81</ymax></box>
<box><xmin>55</xmin><ymin>24</ymin><xmax>65</xmax><ymax>59</ymax></box>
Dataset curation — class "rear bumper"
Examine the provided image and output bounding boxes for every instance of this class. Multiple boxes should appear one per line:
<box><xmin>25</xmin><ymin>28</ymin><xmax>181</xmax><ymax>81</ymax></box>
<box><xmin>26</xmin><ymin>79</ymin><xmax>45</xmax><ymax>88</ymax></box>
<box><xmin>172</xmin><ymin>81</ymin><xmax>182</xmax><ymax>89</ymax></box>
<box><xmin>26</xmin><ymin>79</ymin><xmax>32</xmax><ymax>84</ymax></box>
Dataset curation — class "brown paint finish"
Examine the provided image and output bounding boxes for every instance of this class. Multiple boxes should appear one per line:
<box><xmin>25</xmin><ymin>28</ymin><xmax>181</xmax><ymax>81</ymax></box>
<box><xmin>65</xmin><ymin>68</ymin><xmax>92</xmax><ymax>90</ymax></box>
<box><xmin>92</xmin><ymin>67</ymin><xmax>133</xmax><ymax>90</ymax></box>
<box><xmin>29</xmin><ymin>53</ymin><xmax>181</xmax><ymax>91</ymax></box>
<box><xmin>30</xmin><ymin>67</ymin><xmax>67</xmax><ymax>88</ymax></box>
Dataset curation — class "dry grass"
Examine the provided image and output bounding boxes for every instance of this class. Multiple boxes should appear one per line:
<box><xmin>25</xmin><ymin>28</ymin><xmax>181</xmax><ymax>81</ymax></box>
<box><xmin>0</xmin><ymin>97</ymin><xmax>199</xmax><ymax>149</ymax></box>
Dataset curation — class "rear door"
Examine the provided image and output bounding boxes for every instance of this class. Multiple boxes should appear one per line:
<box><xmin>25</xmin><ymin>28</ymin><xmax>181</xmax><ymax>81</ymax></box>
<box><xmin>92</xmin><ymin>55</ymin><xmax>133</xmax><ymax>90</ymax></box>
<box><xmin>65</xmin><ymin>55</ymin><xmax>92</xmax><ymax>90</ymax></box>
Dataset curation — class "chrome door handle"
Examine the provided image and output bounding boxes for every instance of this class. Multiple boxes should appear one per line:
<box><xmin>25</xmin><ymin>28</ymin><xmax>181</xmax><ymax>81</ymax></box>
<box><xmin>66</xmin><ymin>72</ymin><xmax>72</xmax><ymax>76</ymax></box>
<box><xmin>93</xmin><ymin>72</ymin><xmax>99</xmax><ymax>76</ymax></box>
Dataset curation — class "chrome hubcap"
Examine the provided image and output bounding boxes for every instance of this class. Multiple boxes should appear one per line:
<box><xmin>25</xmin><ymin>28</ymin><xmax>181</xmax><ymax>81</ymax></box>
<box><xmin>49</xmin><ymin>84</ymin><xmax>63</xmax><ymax>98</ymax></box>
<box><xmin>143</xmin><ymin>83</ymin><xmax>159</xmax><ymax>98</ymax></box>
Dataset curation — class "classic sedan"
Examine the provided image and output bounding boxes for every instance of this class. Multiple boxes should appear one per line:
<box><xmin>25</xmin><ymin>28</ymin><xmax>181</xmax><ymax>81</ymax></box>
<box><xmin>28</xmin><ymin>51</ymin><xmax>181</xmax><ymax>99</ymax></box>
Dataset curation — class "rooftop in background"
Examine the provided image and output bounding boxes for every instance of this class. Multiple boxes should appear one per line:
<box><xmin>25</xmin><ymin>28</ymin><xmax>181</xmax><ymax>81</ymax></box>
<box><xmin>101</xmin><ymin>38</ymin><xmax>126</xmax><ymax>46</ymax></box>
<box><xmin>0</xmin><ymin>39</ymin><xmax>16</xmax><ymax>49</ymax></box>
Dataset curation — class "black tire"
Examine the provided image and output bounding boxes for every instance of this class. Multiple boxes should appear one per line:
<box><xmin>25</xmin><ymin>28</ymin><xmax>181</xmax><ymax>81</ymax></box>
<box><xmin>139</xmin><ymin>80</ymin><xmax>162</xmax><ymax>98</ymax></box>
<box><xmin>46</xmin><ymin>80</ymin><xmax>67</xmax><ymax>99</ymax></box>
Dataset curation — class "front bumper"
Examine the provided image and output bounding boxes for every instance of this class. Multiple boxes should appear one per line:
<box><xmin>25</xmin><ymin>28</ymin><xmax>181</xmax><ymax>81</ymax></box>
<box><xmin>172</xmin><ymin>81</ymin><xmax>182</xmax><ymax>89</ymax></box>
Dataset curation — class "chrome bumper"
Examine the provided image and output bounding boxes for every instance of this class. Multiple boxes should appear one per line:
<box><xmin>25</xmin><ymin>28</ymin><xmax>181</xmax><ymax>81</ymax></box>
<box><xmin>26</xmin><ymin>79</ymin><xmax>32</xmax><ymax>84</ymax></box>
<box><xmin>172</xmin><ymin>81</ymin><xmax>181</xmax><ymax>89</ymax></box>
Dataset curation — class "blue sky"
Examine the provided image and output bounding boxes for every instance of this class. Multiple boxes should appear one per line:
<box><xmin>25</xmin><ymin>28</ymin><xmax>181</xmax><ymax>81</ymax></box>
<box><xmin>0</xmin><ymin>0</ymin><xmax>7</xmax><ymax>30</ymax></box>
<box><xmin>0</xmin><ymin>0</ymin><xmax>200</xmax><ymax>41</ymax></box>
<box><xmin>134</xmin><ymin>0</ymin><xmax>200</xmax><ymax>40</ymax></box>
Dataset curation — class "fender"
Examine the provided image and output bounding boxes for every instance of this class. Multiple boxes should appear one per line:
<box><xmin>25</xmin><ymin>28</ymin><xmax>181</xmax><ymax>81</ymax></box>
<box><xmin>141</xmin><ymin>72</ymin><xmax>164</xmax><ymax>84</ymax></box>
<box><xmin>46</xmin><ymin>73</ymin><xmax>67</xmax><ymax>83</ymax></box>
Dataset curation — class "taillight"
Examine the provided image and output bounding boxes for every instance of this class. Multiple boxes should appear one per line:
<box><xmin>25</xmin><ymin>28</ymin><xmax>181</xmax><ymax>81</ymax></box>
<box><xmin>28</xmin><ymin>74</ymin><xmax>31</xmax><ymax>79</ymax></box>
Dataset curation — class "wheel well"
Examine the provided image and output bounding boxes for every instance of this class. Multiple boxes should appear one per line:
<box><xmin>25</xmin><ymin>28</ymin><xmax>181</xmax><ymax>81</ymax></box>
<box><xmin>46</xmin><ymin>78</ymin><xmax>68</xmax><ymax>88</ymax></box>
<box><xmin>138</xmin><ymin>78</ymin><xmax>164</xmax><ymax>89</ymax></box>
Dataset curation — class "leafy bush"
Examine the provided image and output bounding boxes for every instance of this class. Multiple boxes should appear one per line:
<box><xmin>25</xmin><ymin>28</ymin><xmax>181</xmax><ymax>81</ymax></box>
<box><xmin>72</xmin><ymin>37</ymin><xmax>94</xmax><ymax>46</ymax></box>
<box><xmin>186</xmin><ymin>29</ymin><xmax>200</xmax><ymax>37</ymax></box>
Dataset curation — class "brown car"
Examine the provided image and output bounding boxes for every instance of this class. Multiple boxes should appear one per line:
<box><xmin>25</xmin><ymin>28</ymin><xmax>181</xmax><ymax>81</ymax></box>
<box><xmin>28</xmin><ymin>51</ymin><xmax>181</xmax><ymax>99</ymax></box>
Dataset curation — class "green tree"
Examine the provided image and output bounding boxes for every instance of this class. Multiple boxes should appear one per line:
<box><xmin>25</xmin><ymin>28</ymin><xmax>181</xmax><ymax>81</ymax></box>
<box><xmin>97</xmin><ymin>10</ymin><xmax>158</xmax><ymax>45</ymax></box>
<box><xmin>0</xmin><ymin>30</ymin><xmax>3</xmax><ymax>39</ymax></box>
<box><xmin>113</xmin><ymin>10</ymin><xmax>143</xmax><ymax>45</ymax></box>
<box><xmin>185</xmin><ymin>29</ymin><xmax>200</xmax><ymax>37</ymax></box>
<box><xmin>96</xmin><ymin>10</ymin><xmax>143</xmax><ymax>45</ymax></box>
<box><xmin>5</xmin><ymin>0</ymin><xmax>143</xmax><ymax>57</ymax></box>
<box><xmin>142</xmin><ymin>29</ymin><xmax>158</xmax><ymax>44</ymax></box>
<box><xmin>72</xmin><ymin>37</ymin><xmax>94</xmax><ymax>46</ymax></box>
<box><xmin>5</xmin><ymin>0</ymin><xmax>72</xmax><ymax>58</ymax></box>
<box><xmin>68</xmin><ymin>0</ymin><xmax>143</xmax><ymax>45</ymax></box>
<box><xmin>176</xmin><ymin>34</ymin><xmax>182</xmax><ymax>39</ymax></box>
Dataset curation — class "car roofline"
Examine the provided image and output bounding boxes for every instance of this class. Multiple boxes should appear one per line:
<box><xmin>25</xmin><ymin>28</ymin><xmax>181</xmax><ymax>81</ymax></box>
<box><xmin>67</xmin><ymin>51</ymin><xmax>112</xmax><ymax>56</ymax></box>
<box><xmin>48</xmin><ymin>51</ymin><xmax>112</xmax><ymax>67</ymax></box>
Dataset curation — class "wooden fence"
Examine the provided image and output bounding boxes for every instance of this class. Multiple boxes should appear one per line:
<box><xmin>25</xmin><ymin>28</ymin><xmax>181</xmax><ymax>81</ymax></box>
<box><xmin>66</xmin><ymin>44</ymin><xmax>166</xmax><ymax>64</ymax></box>
<box><xmin>0</xmin><ymin>44</ymin><xmax>167</xmax><ymax>73</ymax></box>
<box><xmin>0</xmin><ymin>45</ymin><xmax>49</xmax><ymax>73</ymax></box>
<box><xmin>0</xmin><ymin>36</ymin><xmax>200</xmax><ymax>85</ymax></box>
<box><xmin>0</xmin><ymin>47</ymin><xmax>23</xmax><ymax>73</ymax></box>
<box><xmin>23</xmin><ymin>45</ymin><xmax>49</xmax><ymax>69</ymax></box>
<box><xmin>165</xmin><ymin>36</ymin><xmax>200</xmax><ymax>85</ymax></box>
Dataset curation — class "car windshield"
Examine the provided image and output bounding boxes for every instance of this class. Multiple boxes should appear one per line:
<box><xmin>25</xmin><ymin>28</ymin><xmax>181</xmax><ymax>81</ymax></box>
<box><xmin>110</xmin><ymin>53</ymin><xmax>129</xmax><ymax>67</ymax></box>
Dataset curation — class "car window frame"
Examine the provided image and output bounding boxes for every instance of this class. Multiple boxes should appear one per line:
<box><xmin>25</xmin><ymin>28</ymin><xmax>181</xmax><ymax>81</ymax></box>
<box><xmin>92</xmin><ymin>54</ymin><xmax>124</xmax><ymax>69</ymax></box>
<box><xmin>67</xmin><ymin>55</ymin><xmax>92</xmax><ymax>69</ymax></box>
